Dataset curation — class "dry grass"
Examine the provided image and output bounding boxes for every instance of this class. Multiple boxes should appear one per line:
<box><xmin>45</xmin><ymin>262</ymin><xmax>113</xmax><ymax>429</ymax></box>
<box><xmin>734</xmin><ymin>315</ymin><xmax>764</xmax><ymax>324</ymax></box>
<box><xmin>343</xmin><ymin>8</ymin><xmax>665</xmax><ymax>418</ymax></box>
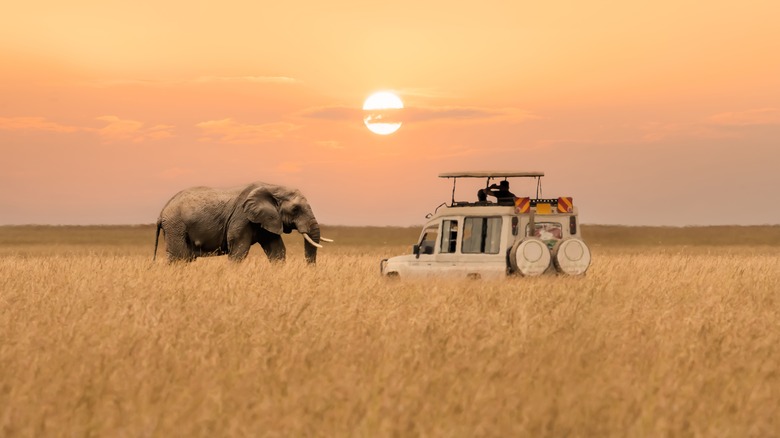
<box><xmin>1</xmin><ymin>226</ymin><xmax>779</xmax><ymax>436</ymax></box>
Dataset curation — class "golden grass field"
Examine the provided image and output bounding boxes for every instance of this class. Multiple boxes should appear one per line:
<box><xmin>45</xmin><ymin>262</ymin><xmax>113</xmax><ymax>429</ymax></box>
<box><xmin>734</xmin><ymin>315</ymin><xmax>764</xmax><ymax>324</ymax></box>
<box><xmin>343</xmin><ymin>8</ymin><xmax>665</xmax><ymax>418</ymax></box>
<box><xmin>1</xmin><ymin>225</ymin><xmax>779</xmax><ymax>436</ymax></box>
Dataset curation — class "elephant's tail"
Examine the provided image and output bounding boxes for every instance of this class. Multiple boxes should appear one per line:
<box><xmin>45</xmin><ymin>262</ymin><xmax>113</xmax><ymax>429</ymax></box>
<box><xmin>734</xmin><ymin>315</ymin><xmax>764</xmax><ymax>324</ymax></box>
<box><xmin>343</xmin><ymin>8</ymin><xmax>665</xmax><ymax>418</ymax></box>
<box><xmin>153</xmin><ymin>219</ymin><xmax>162</xmax><ymax>261</ymax></box>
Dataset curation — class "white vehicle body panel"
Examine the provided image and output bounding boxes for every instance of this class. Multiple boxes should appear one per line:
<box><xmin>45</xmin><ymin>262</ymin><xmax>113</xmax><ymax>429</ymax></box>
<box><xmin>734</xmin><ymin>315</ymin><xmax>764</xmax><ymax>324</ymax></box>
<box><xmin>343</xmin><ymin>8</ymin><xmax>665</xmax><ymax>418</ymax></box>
<box><xmin>381</xmin><ymin>203</ymin><xmax>587</xmax><ymax>279</ymax></box>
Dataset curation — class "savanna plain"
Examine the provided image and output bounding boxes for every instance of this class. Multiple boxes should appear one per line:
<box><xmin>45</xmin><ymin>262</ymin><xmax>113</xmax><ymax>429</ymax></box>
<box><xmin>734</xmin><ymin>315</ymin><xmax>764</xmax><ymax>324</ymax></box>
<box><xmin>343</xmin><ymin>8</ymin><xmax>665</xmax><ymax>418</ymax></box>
<box><xmin>1</xmin><ymin>225</ymin><xmax>779</xmax><ymax>437</ymax></box>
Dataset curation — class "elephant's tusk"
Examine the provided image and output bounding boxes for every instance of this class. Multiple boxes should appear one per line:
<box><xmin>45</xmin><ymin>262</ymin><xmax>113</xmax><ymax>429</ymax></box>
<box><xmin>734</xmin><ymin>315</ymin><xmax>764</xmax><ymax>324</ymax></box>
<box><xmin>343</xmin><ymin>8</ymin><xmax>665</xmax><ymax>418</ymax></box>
<box><xmin>320</xmin><ymin>237</ymin><xmax>334</xmax><ymax>243</ymax></box>
<box><xmin>303</xmin><ymin>233</ymin><xmax>323</xmax><ymax>248</ymax></box>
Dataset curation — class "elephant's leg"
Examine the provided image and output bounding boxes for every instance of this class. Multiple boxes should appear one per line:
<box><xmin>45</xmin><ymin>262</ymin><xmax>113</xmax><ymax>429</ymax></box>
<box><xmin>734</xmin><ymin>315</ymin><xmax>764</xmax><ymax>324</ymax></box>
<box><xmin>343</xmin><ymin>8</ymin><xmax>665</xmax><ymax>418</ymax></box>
<box><xmin>227</xmin><ymin>226</ymin><xmax>253</xmax><ymax>262</ymax></box>
<box><xmin>163</xmin><ymin>222</ymin><xmax>194</xmax><ymax>262</ymax></box>
<box><xmin>258</xmin><ymin>230</ymin><xmax>286</xmax><ymax>263</ymax></box>
<box><xmin>261</xmin><ymin>234</ymin><xmax>286</xmax><ymax>262</ymax></box>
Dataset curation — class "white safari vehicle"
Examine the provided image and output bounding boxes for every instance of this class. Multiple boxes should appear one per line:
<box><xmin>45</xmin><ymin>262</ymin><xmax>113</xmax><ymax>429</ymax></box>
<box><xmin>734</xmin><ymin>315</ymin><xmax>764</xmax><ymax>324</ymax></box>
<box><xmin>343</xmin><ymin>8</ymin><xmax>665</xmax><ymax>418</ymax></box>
<box><xmin>380</xmin><ymin>171</ymin><xmax>591</xmax><ymax>279</ymax></box>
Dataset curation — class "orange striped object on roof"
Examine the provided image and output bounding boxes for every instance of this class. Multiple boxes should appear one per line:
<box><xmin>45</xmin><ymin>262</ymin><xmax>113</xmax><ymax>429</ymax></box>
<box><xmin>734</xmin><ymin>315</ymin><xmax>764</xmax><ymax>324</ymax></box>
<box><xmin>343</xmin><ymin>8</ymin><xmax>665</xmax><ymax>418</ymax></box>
<box><xmin>514</xmin><ymin>197</ymin><xmax>530</xmax><ymax>213</ymax></box>
<box><xmin>557</xmin><ymin>197</ymin><xmax>573</xmax><ymax>213</ymax></box>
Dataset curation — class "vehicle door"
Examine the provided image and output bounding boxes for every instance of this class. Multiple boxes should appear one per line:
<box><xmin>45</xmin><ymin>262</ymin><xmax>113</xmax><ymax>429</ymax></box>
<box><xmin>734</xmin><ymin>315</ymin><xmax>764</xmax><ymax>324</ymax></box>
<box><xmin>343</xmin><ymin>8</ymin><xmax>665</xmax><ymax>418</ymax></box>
<box><xmin>453</xmin><ymin>216</ymin><xmax>506</xmax><ymax>278</ymax></box>
<box><xmin>406</xmin><ymin>222</ymin><xmax>440</xmax><ymax>277</ymax></box>
<box><xmin>409</xmin><ymin>217</ymin><xmax>461</xmax><ymax>276</ymax></box>
<box><xmin>432</xmin><ymin>218</ymin><xmax>462</xmax><ymax>276</ymax></box>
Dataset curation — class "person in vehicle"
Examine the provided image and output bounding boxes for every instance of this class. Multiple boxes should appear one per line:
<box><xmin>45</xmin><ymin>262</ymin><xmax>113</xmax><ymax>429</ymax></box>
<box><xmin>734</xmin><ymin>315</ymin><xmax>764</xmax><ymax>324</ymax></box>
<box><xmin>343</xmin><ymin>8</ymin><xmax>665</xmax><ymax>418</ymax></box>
<box><xmin>479</xmin><ymin>180</ymin><xmax>516</xmax><ymax>204</ymax></box>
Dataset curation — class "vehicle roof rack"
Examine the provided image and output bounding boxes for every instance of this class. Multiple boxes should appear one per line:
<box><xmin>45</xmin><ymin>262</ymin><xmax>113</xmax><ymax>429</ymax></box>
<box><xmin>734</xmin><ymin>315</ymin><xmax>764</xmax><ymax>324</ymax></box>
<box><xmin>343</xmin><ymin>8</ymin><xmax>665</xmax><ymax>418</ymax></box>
<box><xmin>439</xmin><ymin>171</ymin><xmax>545</xmax><ymax>204</ymax></box>
<box><xmin>438</xmin><ymin>171</ymin><xmax>544</xmax><ymax>178</ymax></box>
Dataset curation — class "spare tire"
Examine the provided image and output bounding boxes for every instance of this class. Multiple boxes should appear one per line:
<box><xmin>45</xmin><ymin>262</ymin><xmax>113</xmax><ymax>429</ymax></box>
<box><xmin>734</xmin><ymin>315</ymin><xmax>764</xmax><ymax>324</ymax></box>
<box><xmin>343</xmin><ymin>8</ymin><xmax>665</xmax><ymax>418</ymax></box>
<box><xmin>509</xmin><ymin>237</ymin><xmax>551</xmax><ymax>276</ymax></box>
<box><xmin>552</xmin><ymin>238</ymin><xmax>591</xmax><ymax>275</ymax></box>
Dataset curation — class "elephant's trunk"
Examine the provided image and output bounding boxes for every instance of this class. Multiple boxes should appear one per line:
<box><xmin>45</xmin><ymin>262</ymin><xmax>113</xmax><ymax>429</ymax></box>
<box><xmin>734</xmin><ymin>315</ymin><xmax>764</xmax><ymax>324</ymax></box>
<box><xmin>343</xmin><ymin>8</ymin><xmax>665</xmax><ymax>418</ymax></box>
<box><xmin>303</xmin><ymin>222</ymin><xmax>320</xmax><ymax>264</ymax></box>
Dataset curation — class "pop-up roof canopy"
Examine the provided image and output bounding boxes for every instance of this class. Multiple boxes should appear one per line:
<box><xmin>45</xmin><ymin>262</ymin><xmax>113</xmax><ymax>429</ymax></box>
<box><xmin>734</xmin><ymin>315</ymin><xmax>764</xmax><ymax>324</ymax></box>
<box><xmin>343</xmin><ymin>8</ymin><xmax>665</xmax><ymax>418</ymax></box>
<box><xmin>438</xmin><ymin>171</ymin><xmax>544</xmax><ymax>178</ymax></box>
<box><xmin>438</xmin><ymin>171</ymin><xmax>546</xmax><ymax>204</ymax></box>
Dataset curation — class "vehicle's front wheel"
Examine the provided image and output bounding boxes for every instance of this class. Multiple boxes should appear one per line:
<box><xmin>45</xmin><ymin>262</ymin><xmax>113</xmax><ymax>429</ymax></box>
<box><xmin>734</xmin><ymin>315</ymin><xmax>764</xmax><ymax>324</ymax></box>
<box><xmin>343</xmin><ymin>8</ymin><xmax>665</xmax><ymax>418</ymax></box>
<box><xmin>509</xmin><ymin>237</ymin><xmax>552</xmax><ymax>276</ymax></box>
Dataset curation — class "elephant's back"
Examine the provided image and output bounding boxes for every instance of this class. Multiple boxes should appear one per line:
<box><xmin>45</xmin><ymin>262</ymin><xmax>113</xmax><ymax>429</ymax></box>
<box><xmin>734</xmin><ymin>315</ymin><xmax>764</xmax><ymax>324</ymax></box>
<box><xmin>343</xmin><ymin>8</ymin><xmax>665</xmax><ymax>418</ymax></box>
<box><xmin>160</xmin><ymin>186</ymin><xmax>241</xmax><ymax>225</ymax></box>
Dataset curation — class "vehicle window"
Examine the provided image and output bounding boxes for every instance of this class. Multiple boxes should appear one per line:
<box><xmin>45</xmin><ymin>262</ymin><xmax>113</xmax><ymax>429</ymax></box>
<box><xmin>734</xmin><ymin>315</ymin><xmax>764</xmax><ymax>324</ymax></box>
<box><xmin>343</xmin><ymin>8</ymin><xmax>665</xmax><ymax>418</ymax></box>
<box><xmin>527</xmin><ymin>222</ymin><xmax>563</xmax><ymax>248</ymax></box>
<box><xmin>462</xmin><ymin>217</ymin><xmax>502</xmax><ymax>254</ymax></box>
<box><xmin>440</xmin><ymin>219</ymin><xmax>458</xmax><ymax>253</ymax></box>
<box><xmin>419</xmin><ymin>224</ymin><xmax>439</xmax><ymax>255</ymax></box>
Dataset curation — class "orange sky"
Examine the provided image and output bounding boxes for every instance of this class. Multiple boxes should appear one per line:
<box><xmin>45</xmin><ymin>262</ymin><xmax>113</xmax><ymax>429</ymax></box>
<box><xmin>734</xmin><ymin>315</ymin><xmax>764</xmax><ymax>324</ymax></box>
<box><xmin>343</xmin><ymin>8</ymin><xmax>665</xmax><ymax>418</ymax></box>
<box><xmin>1</xmin><ymin>1</ymin><xmax>779</xmax><ymax>226</ymax></box>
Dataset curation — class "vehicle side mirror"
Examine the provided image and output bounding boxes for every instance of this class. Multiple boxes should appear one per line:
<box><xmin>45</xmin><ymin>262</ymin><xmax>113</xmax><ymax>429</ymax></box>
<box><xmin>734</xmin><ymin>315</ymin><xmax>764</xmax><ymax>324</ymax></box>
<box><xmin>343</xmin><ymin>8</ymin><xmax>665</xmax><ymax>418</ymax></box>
<box><xmin>413</xmin><ymin>244</ymin><xmax>420</xmax><ymax>258</ymax></box>
<box><xmin>569</xmin><ymin>216</ymin><xmax>577</xmax><ymax>235</ymax></box>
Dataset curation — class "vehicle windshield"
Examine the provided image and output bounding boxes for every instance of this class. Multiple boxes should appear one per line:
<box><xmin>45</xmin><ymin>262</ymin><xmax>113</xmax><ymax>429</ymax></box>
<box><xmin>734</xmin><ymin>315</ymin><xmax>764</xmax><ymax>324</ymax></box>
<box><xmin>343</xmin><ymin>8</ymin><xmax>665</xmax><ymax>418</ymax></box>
<box><xmin>418</xmin><ymin>224</ymin><xmax>439</xmax><ymax>254</ymax></box>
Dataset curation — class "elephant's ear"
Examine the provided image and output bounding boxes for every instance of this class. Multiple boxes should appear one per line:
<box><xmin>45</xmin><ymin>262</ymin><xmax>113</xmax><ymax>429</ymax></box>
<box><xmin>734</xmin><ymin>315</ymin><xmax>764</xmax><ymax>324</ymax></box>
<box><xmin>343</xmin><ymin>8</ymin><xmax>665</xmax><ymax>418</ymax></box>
<box><xmin>242</xmin><ymin>187</ymin><xmax>283</xmax><ymax>234</ymax></box>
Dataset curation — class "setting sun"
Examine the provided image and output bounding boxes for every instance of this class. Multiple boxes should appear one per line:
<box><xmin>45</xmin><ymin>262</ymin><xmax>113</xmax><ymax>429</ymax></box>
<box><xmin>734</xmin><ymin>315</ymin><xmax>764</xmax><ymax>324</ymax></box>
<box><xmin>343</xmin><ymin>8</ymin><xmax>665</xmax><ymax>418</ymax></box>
<box><xmin>1</xmin><ymin>1</ymin><xmax>779</xmax><ymax>227</ymax></box>
<box><xmin>362</xmin><ymin>91</ymin><xmax>403</xmax><ymax>135</ymax></box>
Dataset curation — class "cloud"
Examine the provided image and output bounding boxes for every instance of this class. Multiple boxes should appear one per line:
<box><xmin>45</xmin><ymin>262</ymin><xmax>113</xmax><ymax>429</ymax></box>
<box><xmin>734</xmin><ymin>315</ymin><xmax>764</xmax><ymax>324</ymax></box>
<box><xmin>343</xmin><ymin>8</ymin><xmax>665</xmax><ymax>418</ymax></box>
<box><xmin>196</xmin><ymin>118</ymin><xmax>300</xmax><ymax>144</ymax></box>
<box><xmin>0</xmin><ymin>115</ymin><xmax>174</xmax><ymax>143</ymax></box>
<box><xmin>709</xmin><ymin>108</ymin><xmax>780</xmax><ymax>126</ymax></box>
<box><xmin>91</xmin><ymin>75</ymin><xmax>300</xmax><ymax>88</ymax></box>
<box><xmin>641</xmin><ymin>108</ymin><xmax>780</xmax><ymax>142</ymax></box>
<box><xmin>403</xmin><ymin>106</ymin><xmax>534</xmax><ymax>123</ymax></box>
<box><xmin>0</xmin><ymin>117</ymin><xmax>83</xmax><ymax>133</ymax></box>
<box><xmin>192</xmin><ymin>76</ymin><xmax>299</xmax><ymax>84</ymax></box>
<box><xmin>96</xmin><ymin>116</ymin><xmax>174</xmax><ymax>143</ymax></box>
<box><xmin>299</xmin><ymin>106</ymin><xmax>362</xmax><ymax>121</ymax></box>
<box><xmin>639</xmin><ymin>121</ymin><xmax>723</xmax><ymax>142</ymax></box>
<box><xmin>90</xmin><ymin>79</ymin><xmax>167</xmax><ymax>88</ymax></box>
<box><xmin>300</xmin><ymin>105</ymin><xmax>536</xmax><ymax>124</ymax></box>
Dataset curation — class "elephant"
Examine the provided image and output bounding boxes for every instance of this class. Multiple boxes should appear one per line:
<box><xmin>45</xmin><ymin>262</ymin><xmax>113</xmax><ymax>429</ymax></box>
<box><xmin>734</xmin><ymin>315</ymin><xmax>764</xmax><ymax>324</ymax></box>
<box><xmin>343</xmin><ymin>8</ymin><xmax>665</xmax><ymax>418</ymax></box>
<box><xmin>153</xmin><ymin>182</ymin><xmax>331</xmax><ymax>263</ymax></box>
